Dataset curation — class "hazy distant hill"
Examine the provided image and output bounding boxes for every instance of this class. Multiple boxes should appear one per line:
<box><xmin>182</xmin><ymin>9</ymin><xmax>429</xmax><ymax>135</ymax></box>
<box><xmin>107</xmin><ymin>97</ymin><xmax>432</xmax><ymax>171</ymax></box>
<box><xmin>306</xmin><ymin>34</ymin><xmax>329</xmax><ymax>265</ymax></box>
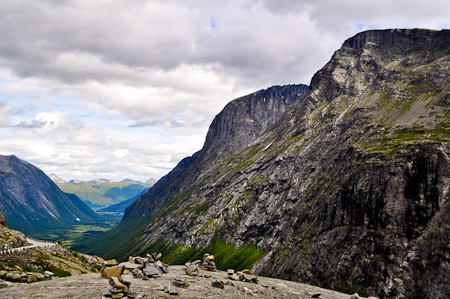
<box><xmin>0</xmin><ymin>155</ymin><xmax>101</xmax><ymax>235</ymax></box>
<box><xmin>97</xmin><ymin>188</ymin><xmax>149</xmax><ymax>215</ymax></box>
<box><xmin>51</xmin><ymin>176</ymin><xmax>156</xmax><ymax>210</ymax></box>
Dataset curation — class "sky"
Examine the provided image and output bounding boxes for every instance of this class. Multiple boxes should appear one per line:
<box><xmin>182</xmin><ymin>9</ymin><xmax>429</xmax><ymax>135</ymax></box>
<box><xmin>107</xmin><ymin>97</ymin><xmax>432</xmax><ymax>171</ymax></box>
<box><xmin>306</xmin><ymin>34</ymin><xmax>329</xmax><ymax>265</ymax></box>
<box><xmin>0</xmin><ymin>0</ymin><xmax>448</xmax><ymax>182</ymax></box>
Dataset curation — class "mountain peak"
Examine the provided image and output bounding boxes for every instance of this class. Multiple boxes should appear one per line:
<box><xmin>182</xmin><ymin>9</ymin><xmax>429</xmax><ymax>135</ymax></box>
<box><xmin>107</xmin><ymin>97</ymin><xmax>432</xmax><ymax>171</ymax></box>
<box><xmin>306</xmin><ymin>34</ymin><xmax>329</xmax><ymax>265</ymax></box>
<box><xmin>48</xmin><ymin>173</ymin><xmax>67</xmax><ymax>184</ymax></box>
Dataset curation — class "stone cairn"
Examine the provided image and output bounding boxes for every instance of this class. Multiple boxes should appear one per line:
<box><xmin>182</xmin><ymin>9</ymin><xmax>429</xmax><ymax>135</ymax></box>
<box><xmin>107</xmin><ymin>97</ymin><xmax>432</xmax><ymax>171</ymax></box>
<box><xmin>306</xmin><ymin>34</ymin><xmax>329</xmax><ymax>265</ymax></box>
<box><xmin>129</xmin><ymin>252</ymin><xmax>169</xmax><ymax>280</ymax></box>
<box><xmin>101</xmin><ymin>259</ymin><xmax>137</xmax><ymax>299</ymax></box>
<box><xmin>201</xmin><ymin>253</ymin><xmax>216</xmax><ymax>271</ymax></box>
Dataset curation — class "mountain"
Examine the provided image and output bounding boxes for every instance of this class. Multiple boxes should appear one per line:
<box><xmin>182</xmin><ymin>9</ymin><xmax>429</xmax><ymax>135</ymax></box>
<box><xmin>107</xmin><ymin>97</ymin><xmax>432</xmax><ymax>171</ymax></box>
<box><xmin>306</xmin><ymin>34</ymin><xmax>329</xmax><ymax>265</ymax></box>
<box><xmin>48</xmin><ymin>173</ymin><xmax>67</xmax><ymax>184</ymax></box>
<box><xmin>53</xmin><ymin>179</ymin><xmax>149</xmax><ymax>210</ymax></box>
<box><xmin>73</xmin><ymin>84</ymin><xmax>309</xmax><ymax>254</ymax></box>
<box><xmin>121</xmin><ymin>178</ymin><xmax>143</xmax><ymax>184</ymax></box>
<box><xmin>144</xmin><ymin>178</ymin><xmax>157</xmax><ymax>186</ymax></box>
<box><xmin>74</xmin><ymin>29</ymin><xmax>449</xmax><ymax>298</ymax></box>
<box><xmin>123</xmin><ymin>84</ymin><xmax>309</xmax><ymax>221</ymax></box>
<box><xmin>97</xmin><ymin>188</ymin><xmax>149</xmax><ymax>215</ymax></box>
<box><xmin>68</xmin><ymin>178</ymin><xmax>111</xmax><ymax>184</ymax></box>
<box><xmin>0</xmin><ymin>155</ymin><xmax>101</xmax><ymax>236</ymax></box>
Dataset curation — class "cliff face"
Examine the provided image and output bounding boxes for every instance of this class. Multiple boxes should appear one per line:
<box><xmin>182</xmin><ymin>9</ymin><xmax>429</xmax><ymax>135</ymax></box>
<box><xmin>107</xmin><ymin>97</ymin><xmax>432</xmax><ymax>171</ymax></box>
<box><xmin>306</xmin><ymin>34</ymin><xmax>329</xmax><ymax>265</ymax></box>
<box><xmin>123</xmin><ymin>84</ymin><xmax>309</xmax><ymax>221</ymax></box>
<box><xmin>73</xmin><ymin>84</ymin><xmax>308</xmax><ymax>256</ymax></box>
<box><xmin>107</xmin><ymin>29</ymin><xmax>449</xmax><ymax>298</ymax></box>
<box><xmin>0</xmin><ymin>155</ymin><xmax>101</xmax><ymax>235</ymax></box>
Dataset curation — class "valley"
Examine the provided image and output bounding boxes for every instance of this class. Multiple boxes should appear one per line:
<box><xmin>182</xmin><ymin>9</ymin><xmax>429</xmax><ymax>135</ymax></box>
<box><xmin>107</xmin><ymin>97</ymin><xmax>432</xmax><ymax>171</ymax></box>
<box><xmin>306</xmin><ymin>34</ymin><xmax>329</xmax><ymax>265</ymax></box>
<box><xmin>0</xmin><ymin>28</ymin><xmax>448</xmax><ymax>299</ymax></box>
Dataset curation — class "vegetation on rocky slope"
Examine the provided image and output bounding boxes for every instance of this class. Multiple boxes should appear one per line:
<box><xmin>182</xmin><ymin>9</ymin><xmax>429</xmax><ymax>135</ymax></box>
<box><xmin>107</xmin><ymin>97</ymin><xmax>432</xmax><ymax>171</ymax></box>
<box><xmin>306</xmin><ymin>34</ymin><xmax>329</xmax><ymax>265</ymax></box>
<box><xmin>75</xmin><ymin>29</ymin><xmax>449</xmax><ymax>298</ymax></box>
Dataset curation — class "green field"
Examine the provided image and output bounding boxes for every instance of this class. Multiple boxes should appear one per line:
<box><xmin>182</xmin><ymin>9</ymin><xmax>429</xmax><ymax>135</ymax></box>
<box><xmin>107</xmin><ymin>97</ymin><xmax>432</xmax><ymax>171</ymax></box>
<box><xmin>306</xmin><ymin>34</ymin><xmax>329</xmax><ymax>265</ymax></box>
<box><xmin>35</xmin><ymin>214</ymin><xmax>122</xmax><ymax>247</ymax></box>
<box><xmin>57</xmin><ymin>181</ymin><xmax>148</xmax><ymax>209</ymax></box>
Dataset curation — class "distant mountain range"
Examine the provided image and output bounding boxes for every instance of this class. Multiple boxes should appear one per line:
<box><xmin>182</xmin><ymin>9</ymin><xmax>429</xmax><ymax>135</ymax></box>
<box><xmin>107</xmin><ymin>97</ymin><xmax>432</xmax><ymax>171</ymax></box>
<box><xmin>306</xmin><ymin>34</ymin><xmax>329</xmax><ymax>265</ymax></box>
<box><xmin>0</xmin><ymin>155</ymin><xmax>101</xmax><ymax>236</ymax></box>
<box><xmin>97</xmin><ymin>189</ymin><xmax>149</xmax><ymax>215</ymax></box>
<box><xmin>48</xmin><ymin>174</ymin><xmax>156</xmax><ymax>210</ymax></box>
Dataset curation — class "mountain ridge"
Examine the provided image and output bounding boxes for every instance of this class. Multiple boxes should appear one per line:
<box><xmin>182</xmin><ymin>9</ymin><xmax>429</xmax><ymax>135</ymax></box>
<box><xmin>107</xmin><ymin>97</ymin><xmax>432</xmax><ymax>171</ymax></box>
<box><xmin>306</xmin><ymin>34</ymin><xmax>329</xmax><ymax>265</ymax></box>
<box><xmin>74</xmin><ymin>29</ymin><xmax>449</xmax><ymax>298</ymax></box>
<box><xmin>0</xmin><ymin>155</ymin><xmax>101</xmax><ymax>236</ymax></box>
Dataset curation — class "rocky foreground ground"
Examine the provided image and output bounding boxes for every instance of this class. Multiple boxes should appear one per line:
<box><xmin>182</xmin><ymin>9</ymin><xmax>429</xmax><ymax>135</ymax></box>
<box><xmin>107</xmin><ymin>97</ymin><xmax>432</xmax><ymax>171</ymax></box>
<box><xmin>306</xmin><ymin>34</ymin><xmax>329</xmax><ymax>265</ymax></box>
<box><xmin>0</xmin><ymin>264</ymin><xmax>369</xmax><ymax>299</ymax></box>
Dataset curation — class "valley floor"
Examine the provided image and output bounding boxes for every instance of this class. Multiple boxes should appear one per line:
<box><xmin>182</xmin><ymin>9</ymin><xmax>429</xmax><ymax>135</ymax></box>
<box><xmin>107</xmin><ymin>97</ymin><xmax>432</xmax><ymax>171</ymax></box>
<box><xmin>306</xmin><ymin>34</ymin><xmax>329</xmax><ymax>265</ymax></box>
<box><xmin>0</xmin><ymin>265</ymin><xmax>362</xmax><ymax>298</ymax></box>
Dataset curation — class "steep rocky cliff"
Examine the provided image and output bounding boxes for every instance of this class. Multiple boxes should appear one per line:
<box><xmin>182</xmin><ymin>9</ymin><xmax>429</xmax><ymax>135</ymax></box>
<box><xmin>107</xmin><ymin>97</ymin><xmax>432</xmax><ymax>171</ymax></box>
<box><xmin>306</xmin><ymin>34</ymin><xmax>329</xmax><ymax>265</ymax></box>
<box><xmin>78</xmin><ymin>29</ymin><xmax>449</xmax><ymax>298</ymax></box>
<box><xmin>0</xmin><ymin>155</ymin><xmax>101</xmax><ymax>235</ymax></box>
<box><xmin>74</xmin><ymin>85</ymin><xmax>308</xmax><ymax>254</ymax></box>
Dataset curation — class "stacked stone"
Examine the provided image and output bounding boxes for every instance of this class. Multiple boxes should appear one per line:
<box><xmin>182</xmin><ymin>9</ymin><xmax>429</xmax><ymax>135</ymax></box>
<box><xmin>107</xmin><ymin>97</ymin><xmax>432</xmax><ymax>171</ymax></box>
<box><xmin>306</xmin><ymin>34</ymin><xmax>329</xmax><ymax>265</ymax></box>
<box><xmin>201</xmin><ymin>253</ymin><xmax>216</xmax><ymax>271</ymax></box>
<box><xmin>101</xmin><ymin>259</ymin><xmax>124</xmax><ymax>279</ymax></box>
<box><xmin>183</xmin><ymin>260</ymin><xmax>201</xmax><ymax>276</ymax></box>
<box><xmin>128</xmin><ymin>252</ymin><xmax>168</xmax><ymax>280</ymax></box>
<box><xmin>226</xmin><ymin>269</ymin><xmax>258</xmax><ymax>283</ymax></box>
<box><xmin>103</xmin><ymin>276</ymin><xmax>136</xmax><ymax>299</ymax></box>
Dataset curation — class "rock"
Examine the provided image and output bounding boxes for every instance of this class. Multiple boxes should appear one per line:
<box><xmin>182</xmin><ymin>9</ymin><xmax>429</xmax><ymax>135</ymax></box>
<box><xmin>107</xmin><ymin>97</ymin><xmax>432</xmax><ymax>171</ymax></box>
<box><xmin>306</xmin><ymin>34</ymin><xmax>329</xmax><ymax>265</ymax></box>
<box><xmin>155</xmin><ymin>253</ymin><xmax>162</xmax><ymax>261</ymax></box>
<box><xmin>191</xmin><ymin>260</ymin><xmax>201</xmax><ymax>265</ymax></box>
<box><xmin>27</xmin><ymin>274</ymin><xmax>38</xmax><ymax>283</ymax></box>
<box><xmin>128</xmin><ymin>256</ymin><xmax>136</xmax><ymax>263</ymax></box>
<box><xmin>243</xmin><ymin>287</ymin><xmax>253</xmax><ymax>294</ymax></box>
<box><xmin>44</xmin><ymin>271</ymin><xmax>53</xmax><ymax>279</ymax></box>
<box><xmin>0</xmin><ymin>280</ymin><xmax>10</xmax><ymax>288</ymax></box>
<box><xmin>350</xmin><ymin>294</ymin><xmax>360</xmax><ymax>299</ymax></box>
<box><xmin>134</xmin><ymin>257</ymin><xmax>147</xmax><ymax>266</ymax></box>
<box><xmin>111</xmin><ymin>292</ymin><xmax>124</xmax><ymax>299</ymax></box>
<box><xmin>227</xmin><ymin>269</ymin><xmax>234</xmax><ymax>275</ymax></box>
<box><xmin>109</xmin><ymin>277</ymin><xmax>125</xmax><ymax>289</ymax></box>
<box><xmin>104</xmin><ymin>259</ymin><xmax>119</xmax><ymax>267</ymax></box>
<box><xmin>183</xmin><ymin>264</ymin><xmax>198</xmax><ymax>276</ymax></box>
<box><xmin>155</xmin><ymin>260</ymin><xmax>164</xmax><ymax>268</ymax></box>
<box><xmin>172</xmin><ymin>277</ymin><xmax>189</xmax><ymax>288</ymax></box>
<box><xmin>202</xmin><ymin>254</ymin><xmax>217</xmax><ymax>271</ymax></box>
<box><xmin>35</xmin><ymin>273</ymin><xmax>45</xmax><ymax>281</ymax></box>
<box><xmin>102</xmin><ymin>265</ymin><xmax>124</xmax><ymax>278</ymax></box>
<box><xmin>242</xmin><ymin>273</ymin><xmax>258</xmax><ymax>283</ymax></box>
<box><xmin>225</xmin><ymin>280</ymin><xmax>236</xmax><ymax>286</ymax></box>
<box><xmin>143</xmin><ymin>264</ymin><xmax>161</xmax><ymax>278</ymax></box>
<box><xmin>161</xmin><ymin>266</ymin><xmax>169</xmax><ymax>273</ymax></box>
<box><xmin>168</xmin><ymin>289</ymin><xmax>179</xmax><ymax>295</ymax></box>
<box><xmin>311</xmin><ymin>293</ymin><xmax>321</xmax><ymax>298</ymax></box>
<box><xmin>242</xmin><ymin>269</ymin><xmax>253</xmax><ymax>275</ymax></box>
<box><xmin>228</xmin><ymin>274</ymin><xmax>239</xmax><ymax>281</ymax></box>
<box><xmin>146</xmin><ymin>254</ymin><xmax>155</xmax><ymax>263</ymax></box>
<box><xmin>211</xmin><ymin>280</ymin><xmax>225</xmax><ymax>289</ymax></box>
<box><xmin>131</xmin><ymin>269</ymin><xmax>144</xmax><ymax>279</ymax></box>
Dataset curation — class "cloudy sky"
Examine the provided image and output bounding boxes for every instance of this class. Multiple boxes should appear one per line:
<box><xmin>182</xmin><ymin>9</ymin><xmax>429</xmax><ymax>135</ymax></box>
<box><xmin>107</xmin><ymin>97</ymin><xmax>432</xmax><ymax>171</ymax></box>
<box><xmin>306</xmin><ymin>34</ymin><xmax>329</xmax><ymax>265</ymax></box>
<box><xmin>0</xmin><ymin>0</ymin><xmax>448</xmax><ymax>182</ymax></box>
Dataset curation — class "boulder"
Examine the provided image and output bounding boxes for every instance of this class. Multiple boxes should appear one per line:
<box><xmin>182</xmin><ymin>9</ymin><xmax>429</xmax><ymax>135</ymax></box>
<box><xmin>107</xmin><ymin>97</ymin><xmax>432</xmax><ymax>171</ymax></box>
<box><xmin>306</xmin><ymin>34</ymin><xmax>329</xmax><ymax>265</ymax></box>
<box><xmin>0</xmin><ymin>280</ymin><xmax>10</xmax><ymax>288</ymax></box>
<box><xmin>143</xmin><ymin>264</ymin><xmax>161</xmax><ymax>278</ymax></box>
<box><xmin>27</xmin><ymin>274</ymin><xmax>38</xmax><ymax>283</ymax></box>
<box><xmin>104</xmin><ymin>259</ymin><xmax>119</xmax><ymax>267</ymax></box>
<box><xmin>242</xmin><ymin>269</ymin><xmax>253</xmax><ymax>275</ymax></box>
<box><xmin>242</xmin><ymin>273</ymin><xmax>258</xmax><ymax>283</ymax></box>
<box><xmin>183</xmin><ymin>264</ymin><xmax>198</xmax><ymax>276</ymax></box>
<box><xmin>211</xmin><ymin>280</ymin><xmax>225</xmax><ymax>289</ymax></box>
<box><xmin>172</xmin><ymin>277</ymin><xmax>189</xmax><ymax>288</ymax></box>
<box><xmin>44</xmin><ymin>271</ymin><xmax>54</xmax><ymax>280</ymax></box>
<box><xmin>146</xmin><ymin>254</ymin><xmax>155</xmax><ymax>263</ymax></box>
<box><xmin>134</xmin><ymin>257</ymin><xmax>147</xmax><ymax>266</ymax></box>
<box><xmin>101</xmin><ymin>265</ymin><xmax>124</xmax><ymax>278</ymax></box>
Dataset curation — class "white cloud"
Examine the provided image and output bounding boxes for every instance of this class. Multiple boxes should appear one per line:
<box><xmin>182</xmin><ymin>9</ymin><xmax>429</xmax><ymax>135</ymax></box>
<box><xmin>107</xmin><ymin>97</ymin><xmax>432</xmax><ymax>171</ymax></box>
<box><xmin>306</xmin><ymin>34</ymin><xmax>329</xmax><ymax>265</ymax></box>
<box><xmin>0</xmin><ymin>0</ymin><xmax>448</xmax><ymax>182</ymax></box>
